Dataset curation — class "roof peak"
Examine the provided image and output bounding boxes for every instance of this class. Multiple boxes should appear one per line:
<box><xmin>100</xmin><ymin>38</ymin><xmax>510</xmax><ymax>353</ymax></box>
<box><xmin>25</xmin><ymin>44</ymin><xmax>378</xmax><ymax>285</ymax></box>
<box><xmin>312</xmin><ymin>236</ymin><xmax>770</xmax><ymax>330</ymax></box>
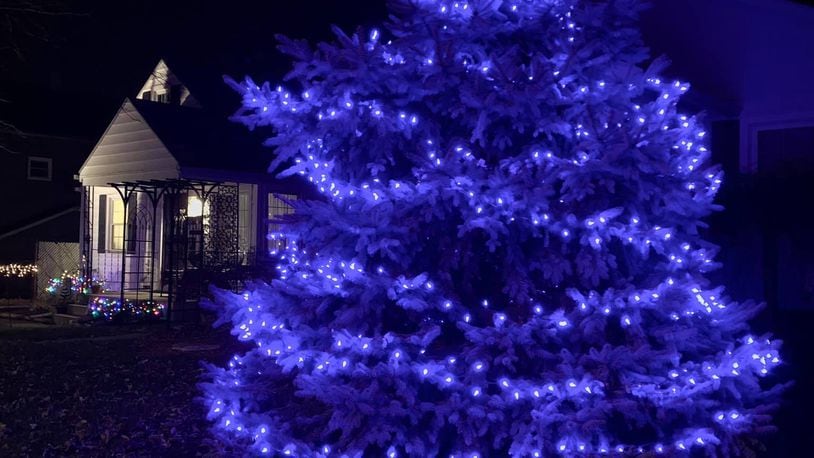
<box><xmin>135</xmin><ymin>59</ymin><xmax>202</xmax><ymax>108</ymax></box>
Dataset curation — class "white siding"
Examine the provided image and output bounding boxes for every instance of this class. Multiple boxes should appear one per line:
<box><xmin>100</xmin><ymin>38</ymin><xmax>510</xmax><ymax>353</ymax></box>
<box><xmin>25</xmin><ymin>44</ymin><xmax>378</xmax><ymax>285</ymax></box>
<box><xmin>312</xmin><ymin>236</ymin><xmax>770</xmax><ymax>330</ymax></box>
<box><xmin>88</xmin><ymin>186</ymin><xmax>123</xmax><ymax>290</ymax></box>
<box><xmin>136</xmin><ymin>59</ymin><xmax>200</xmax><ymax>107</ymax></box>
<box><xmin>88</xmin><ymin>185</ymin><xmax>165</xmax><ymax>293</ymax></box>
<box><xmin>79</xmin><ymin>99</ymin><xmax>180</xmax><ymax>186</ymax></box>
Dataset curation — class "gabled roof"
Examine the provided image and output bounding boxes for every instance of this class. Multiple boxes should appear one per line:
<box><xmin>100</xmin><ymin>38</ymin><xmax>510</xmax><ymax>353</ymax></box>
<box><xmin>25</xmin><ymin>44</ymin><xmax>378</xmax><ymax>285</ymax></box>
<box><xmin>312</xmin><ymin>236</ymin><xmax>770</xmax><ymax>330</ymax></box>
<box><xmin>131</xmin><ymin>98</ymin><xmax>272</xmax><ymax>173</ymax></box>
<box><xmin>140</xmin><ymin>54</ymin><xmax>272</xmax><ymax>119</ymax></box>
<box><xmin>136</xmin><ymin>59</ymin><xmax>201</xmax><ymax>108</ymax></box>
<box><xmin>78</xmin><ymin>98</ymin><xmax>274</xmax><ymax>186</ymax></box>
<box><xmin>78</xmin><ymin>98</ymin><xmax>179</xmax><ymax>186</ymax></box>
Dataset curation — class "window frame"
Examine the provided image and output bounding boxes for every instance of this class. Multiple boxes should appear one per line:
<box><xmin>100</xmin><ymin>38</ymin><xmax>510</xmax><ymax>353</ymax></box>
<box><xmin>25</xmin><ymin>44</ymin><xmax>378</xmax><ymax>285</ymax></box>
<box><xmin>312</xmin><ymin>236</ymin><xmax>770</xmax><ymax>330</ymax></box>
<box><xmin>27</xmin><ymin>156</ymin><xmax>52</xmax><ymax>181</ymax></box>
<box><xmin>109</xmin><ymin>197</ymin><xmax>125</xmax><ymax>252</ymax></box>
<box><xmin>267</xmin><ymin>193</ymin><xmax>297</xmax><ymax>253</ymax></box>
<box><xmin>238</xmin><ymin>191</ymin><xmax>251</xmax><ymax>254</ymax></box>
<box><xmin>740</xmin><ymin>111</ymin><xmax>814</xmax><ymax>173</ymax></box>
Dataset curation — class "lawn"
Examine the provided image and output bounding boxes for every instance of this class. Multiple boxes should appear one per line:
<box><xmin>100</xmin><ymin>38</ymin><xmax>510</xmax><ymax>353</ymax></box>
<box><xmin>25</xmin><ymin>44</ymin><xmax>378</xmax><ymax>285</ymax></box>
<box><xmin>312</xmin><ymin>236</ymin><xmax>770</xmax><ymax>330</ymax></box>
<box><xmin>0</xmin><ymin>321</ymin><xmax>242</xmax><ymax>457</ymax></box>
<box><xmin>0</xmin><ymin>312</ymin><xmax>809</xmax><ymax>456</ymax></box>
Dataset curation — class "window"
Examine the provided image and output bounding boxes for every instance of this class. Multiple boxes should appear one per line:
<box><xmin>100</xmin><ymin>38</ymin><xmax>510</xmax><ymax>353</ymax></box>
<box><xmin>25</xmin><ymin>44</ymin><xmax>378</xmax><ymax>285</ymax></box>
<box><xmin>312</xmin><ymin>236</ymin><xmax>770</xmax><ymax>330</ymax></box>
<box><xmin>110</xmin><ymin>198</ymin><xmax>125</xmax><ymax>251</ymax></box>
<box><xmin>267</xmin><ymin>193</ymin><xmax>297</xmax><ymax>253</ymax></box>
<box><xmin>239</xmin><ymin>192</ymin><xmax>251</xmax><ymax>255</ymax></box>
<box><xmin>754</xmin><ymin>125</ymin><xmax>814</xmax><ymax>311</ymax></box>
<box><xmin>741</xmin><ymin>113</ymin><xmax>814</xmax><ymax>174</ymax></box>
<box><xmin>27</xmin><ymin>157</ymin><xmax>52</xmax><ymax>181</ymax></box>
<box><xmin>187</xmin><ymin>195</ymin><xmax>204</xmax><ymax>218</ymax></box>
<box><xmin>757</xmin><ymin>126</ymin><xmax>814</xmax><ymax>175</ymax></box>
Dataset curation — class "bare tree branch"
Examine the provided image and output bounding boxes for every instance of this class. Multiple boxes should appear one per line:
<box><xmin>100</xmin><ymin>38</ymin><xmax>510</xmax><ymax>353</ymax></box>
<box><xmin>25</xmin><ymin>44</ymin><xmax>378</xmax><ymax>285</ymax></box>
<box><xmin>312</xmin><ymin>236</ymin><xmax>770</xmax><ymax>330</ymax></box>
<box><xmin>1</xmin><ymin>0</ymin><xmax>86</xmax><ymax>64</ymax></box>
<box><xmin>0</xmin><ymin>5</ymin><xmax>82</xmax><ymax>17</ymax></box>
<box><xmin>0</xmin><ymin>1</ymin><xmax>86</xmax><ymax>155</ymax></box>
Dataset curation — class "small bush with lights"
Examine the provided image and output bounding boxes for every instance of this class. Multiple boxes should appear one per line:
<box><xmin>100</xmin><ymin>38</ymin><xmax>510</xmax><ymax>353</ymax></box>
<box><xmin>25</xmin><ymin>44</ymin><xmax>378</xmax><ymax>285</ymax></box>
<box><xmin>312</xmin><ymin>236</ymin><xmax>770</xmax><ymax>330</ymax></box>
<box><xmin>87</xmin><ymin>296</ymin><xmax>166</xmax><ymax>322</ymax></box>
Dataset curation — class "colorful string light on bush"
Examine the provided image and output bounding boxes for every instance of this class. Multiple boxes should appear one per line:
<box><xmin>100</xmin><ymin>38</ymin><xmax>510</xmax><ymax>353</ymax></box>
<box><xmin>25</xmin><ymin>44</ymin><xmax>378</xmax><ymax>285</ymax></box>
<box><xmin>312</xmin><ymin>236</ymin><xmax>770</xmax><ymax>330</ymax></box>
<box><xmin>88</xmin><ymin>296</ymin><xmax>166</xmax><ymax>321</ymax></box>
<box><xmin>44</xmin><ymin>271</ymin><xmax>105</xmax><ymax>296</ymax></box>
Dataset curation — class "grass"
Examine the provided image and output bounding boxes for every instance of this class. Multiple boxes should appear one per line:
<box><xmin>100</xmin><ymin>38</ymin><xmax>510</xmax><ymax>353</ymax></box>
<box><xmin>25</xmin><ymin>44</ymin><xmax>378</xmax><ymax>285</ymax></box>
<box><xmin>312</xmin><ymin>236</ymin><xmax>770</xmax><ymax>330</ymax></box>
<box><xmin>0</xmin><ymin>311</ymin><xmax>808</xmax><ymax>456</ymax></box>
<box><xmin>0</xmin><ymin>320</ymin><xmax>243</xmax><ymax>457</ymax></box>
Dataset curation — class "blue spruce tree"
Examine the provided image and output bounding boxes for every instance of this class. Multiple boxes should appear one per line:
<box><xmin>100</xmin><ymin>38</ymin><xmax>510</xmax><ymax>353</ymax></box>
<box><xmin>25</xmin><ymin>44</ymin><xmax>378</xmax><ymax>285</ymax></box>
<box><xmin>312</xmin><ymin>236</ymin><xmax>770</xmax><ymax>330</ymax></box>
<box><xmin>202</xmin><ymin>0</ymin><xmax>787</xmax><ymax>455</ymax></box>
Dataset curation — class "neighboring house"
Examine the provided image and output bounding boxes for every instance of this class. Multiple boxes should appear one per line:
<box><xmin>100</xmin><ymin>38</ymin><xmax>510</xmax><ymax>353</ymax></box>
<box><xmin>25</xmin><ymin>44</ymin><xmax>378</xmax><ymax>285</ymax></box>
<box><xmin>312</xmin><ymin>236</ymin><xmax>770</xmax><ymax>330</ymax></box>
<box><xmin>641</xmin><ymin>0</ymin><xmax>814</xmax><ymax>311</ymax></box>
<box><xmin>0</xmin><ymin>128</ymin><xmax>89</xmax><ymax>262</ymax></box>
<box><xmin>0</xmin><ymin>84</ymin><xmax>109</xmax><ymax>298</ymax></box>
<box><xmin>77</xmin><ymin>60</ymin><xmax>304</xmax><ymax>320</ymax></box>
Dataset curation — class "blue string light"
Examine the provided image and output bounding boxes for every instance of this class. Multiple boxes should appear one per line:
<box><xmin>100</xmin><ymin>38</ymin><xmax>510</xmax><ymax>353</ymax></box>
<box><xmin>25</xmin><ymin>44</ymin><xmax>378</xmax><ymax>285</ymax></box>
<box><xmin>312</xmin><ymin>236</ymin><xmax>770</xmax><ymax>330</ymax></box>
<box><xmin>207</xmin><ymin>0</ymin><xmax>786</xmax><ymax>456</ymax></box>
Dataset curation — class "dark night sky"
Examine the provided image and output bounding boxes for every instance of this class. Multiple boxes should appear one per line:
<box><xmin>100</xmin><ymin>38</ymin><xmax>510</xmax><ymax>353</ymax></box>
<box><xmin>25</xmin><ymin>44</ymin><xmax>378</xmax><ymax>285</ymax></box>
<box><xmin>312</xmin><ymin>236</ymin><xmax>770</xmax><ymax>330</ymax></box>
<box><xmin>1</xmin><ymin>3</ymin><xmax>812</xmax><ymax>454</ymax></box>
<box><xmin>0</xmin><ymin>0</ymin><xmax>387</xmax><ymax>136</ymax></box>
<box><xmin>2</xmin><ymin>0</ymin><xmax>387</xmax><ymax>89</ymax></box>
<box><xmin>2</xmin><ymin>0</ymin><xmax>814</xmax><ymax>137</ymax></box>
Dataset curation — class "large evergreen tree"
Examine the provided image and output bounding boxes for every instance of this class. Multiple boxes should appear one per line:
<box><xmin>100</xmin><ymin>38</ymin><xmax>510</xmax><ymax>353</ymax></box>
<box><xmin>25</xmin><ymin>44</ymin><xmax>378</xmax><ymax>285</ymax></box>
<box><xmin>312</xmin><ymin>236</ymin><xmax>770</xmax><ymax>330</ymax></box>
<box><xmin>202</xmin><ymin>0</ymin><xmax>786</xmax><ymax>455</ymax></box>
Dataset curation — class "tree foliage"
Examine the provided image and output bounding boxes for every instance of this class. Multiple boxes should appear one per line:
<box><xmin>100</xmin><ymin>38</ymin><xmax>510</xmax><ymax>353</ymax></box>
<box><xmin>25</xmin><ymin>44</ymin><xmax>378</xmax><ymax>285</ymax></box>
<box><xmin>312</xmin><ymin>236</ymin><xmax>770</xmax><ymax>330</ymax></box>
<box><xmin>203</xmin><ymin>1</ymin><xmax>787</xmax><ymax>456</ymax></box>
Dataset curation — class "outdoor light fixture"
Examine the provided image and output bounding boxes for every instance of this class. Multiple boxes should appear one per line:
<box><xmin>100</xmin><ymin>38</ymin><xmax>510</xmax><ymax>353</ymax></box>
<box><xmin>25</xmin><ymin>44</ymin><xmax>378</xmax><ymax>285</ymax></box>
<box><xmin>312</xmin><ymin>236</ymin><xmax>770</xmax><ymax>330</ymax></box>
<box><xmin>187</xmin><ymin>195</ymin><xmax>204</xmax><ymax>217</ymax></box>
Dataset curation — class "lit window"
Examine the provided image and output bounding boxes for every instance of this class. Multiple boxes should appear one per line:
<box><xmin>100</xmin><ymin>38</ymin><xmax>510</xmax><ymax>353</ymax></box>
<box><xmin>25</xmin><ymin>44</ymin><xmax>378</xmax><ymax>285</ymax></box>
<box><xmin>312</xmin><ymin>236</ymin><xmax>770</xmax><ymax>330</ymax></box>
<box><xmin>27</xmin><ymin>157</ymin><xmax>52</xmax><ymax>181</ymax></box>
<box><xmin>110</xmin><ymin>198</ymin><xmax>125</xmax><ymax>250</ymax></box>
<box><xmin>187</xmin><ymin>195</ymin><xmax>204</xmax><ymax>218</ymax></box>
<box><xmin>268</xmin><ymin>193</ymin><xmax>296</xmax><ymax>252</ymax></box>
<box><xmin>239</xmin><ymin>192</ymin><xmax>251</xmax><ymax>259</ymax></box>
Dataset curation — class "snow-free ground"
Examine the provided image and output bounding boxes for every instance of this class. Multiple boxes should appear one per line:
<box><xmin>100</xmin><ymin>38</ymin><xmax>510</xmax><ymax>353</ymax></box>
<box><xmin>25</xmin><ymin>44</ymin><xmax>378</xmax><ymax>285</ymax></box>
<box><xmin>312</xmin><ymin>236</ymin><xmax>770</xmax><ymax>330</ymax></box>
<box><xmin>0</xmin><ymin>312</ymin><xmax>810</xmax><ymax>456</ymax></box>
<box><xmin>0</xmin><ymin>321</ymin><xmax>241</xmax><ymax>457</ymax></box>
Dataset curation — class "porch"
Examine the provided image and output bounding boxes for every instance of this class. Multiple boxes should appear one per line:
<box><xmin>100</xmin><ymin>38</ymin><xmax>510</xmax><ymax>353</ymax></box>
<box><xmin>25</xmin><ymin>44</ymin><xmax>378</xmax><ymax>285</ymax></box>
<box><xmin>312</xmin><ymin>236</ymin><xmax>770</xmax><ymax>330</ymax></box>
<box><xmin>74</xmin><ymin>97</ymin><xmax>301</xmax><ymax>321</ymax></box>
<box><xmin>79</xmin><ymin>179</ymin><xmax>247</xmax><ymax>321</ymax></box>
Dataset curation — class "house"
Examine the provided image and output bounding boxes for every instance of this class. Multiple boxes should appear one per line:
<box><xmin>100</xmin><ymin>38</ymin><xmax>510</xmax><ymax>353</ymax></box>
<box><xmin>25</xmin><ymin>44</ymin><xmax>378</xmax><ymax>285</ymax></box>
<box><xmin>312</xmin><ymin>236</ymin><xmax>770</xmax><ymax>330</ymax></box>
<box><xmin>0</xmin><ymin>84</ymin><xmax>113</xmax><ymax>299</ymax></box>
<box><xmin>76</xmin><ymin>60</ymin><xmax>305</xmax><ymax>320</ymax></box>
<box><xmin>0</xmin><ymin>126</ymin><xmax>88</xmax><ymax>262</ymax></box>
<box><xmin>640</xmin><ymin>0</ymin><xmax>814</xmax><ymax>312</ymax></box>
<box><xmin>639</xmin><ymin>4</ymin><xmax>814</xmax><ymax>453</ymax></box>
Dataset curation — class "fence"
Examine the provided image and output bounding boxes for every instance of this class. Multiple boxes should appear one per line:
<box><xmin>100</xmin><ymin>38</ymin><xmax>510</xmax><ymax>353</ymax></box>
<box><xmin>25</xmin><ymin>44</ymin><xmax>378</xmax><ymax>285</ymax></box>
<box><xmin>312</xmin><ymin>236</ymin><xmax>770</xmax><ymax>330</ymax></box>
<box><xmin>35</xmin><ymin>242</ymin><xmax>80</xmax><ymax>299</ymax></box>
